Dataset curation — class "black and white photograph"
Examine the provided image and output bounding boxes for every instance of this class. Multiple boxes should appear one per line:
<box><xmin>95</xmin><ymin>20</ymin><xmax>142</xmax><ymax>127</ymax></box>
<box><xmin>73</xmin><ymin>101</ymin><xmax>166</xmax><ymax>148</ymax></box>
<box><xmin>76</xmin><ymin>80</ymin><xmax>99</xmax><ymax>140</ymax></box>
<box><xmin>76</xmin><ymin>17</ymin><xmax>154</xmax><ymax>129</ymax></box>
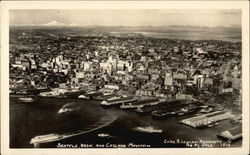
<box><xmin>1</xmin><ymin>1</ymin><xmax>249</xmax><ymax>155</ymax></box>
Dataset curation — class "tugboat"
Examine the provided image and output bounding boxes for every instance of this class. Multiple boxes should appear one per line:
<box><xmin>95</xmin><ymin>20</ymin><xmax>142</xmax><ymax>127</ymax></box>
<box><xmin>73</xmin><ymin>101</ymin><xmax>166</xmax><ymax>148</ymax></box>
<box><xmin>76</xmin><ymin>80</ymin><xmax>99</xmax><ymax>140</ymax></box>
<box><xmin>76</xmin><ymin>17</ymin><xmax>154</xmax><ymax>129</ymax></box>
<box><xmin>133</xmin><ymin>125</ymin><xmax>162</xmax><ymax>133</ymax></box>
<box><xmin>19</xmin><ymin>97</ymin><xmax>34</xmax><ymax>103</ymax></box>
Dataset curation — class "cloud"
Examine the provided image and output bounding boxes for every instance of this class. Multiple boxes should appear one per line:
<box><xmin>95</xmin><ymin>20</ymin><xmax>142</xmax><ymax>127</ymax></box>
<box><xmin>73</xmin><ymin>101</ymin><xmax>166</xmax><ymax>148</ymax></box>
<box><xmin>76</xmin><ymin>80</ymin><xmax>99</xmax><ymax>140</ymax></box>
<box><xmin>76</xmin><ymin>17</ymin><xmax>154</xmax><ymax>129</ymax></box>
<box><xmin>42</xmin><ymin>20</ymin><xmax>66</xmax><ymax>26</ymax></box>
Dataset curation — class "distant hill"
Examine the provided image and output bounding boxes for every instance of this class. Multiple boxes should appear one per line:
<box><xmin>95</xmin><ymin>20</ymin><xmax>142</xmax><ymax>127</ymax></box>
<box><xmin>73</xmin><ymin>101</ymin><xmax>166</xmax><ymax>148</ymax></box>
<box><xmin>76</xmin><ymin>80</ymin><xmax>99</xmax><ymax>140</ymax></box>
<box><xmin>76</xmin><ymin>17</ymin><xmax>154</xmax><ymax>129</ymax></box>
<box><xmin>10</xmin><ymin>25</ymin><xmax>241</xmax><ymax>42</ymax></box>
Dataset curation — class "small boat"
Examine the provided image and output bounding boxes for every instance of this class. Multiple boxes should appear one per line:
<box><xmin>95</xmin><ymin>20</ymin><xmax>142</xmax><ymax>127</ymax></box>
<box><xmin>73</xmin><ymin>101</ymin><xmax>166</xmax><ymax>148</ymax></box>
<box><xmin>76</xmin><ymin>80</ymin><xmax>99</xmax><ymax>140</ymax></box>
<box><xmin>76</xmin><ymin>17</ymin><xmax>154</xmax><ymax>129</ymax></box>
<box><xmin>78</xmin><ymin>91</ymin><xmax>103</xmax><ymax>99</ymax></box>
<box><xmin>207</xmin><ymin>124</ymin><xmax>214</xmax><ymax>127</ymax></box>
<box><xmin>57</xmin><ymin>102</ymin><xmax>82</xmax><ymax>114</ymax></box>
<box><xmin>19</xmin><ymin>97</ymin><xmax>34</xmax><ymax>102</ymax></box>
<box><xmin>214</xmin><ymin>122</ymin><xmax>220</xmax><ymax>126</ymax></box>
<box><xmin>170</xmin><ymin>111</ymin><xmax>177</xmax><ymax>115</ymax></box>
<box><xmin>178</xmin><ymin>112</ymin><xmax>184</xmax><ymax>116</ymax></box>
<box><xmin>97</xmin><ymin>133</ymin><xmax>110</xmax><ymax>138</ymax></box>
<box><xmin>133</xmin><ymin>125</ymin><xmax>162</xmax><ymax>133</ymax></box>
<box><xmin>78</xmin><ymin>95</ymin><xmax>88</xmax><ymax>99</ymax></box>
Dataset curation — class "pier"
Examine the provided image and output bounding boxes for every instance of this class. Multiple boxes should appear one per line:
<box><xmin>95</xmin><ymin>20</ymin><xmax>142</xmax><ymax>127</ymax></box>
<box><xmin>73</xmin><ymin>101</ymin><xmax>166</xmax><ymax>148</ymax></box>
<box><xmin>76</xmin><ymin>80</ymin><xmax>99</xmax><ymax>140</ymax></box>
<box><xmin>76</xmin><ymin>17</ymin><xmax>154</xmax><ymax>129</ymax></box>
<box><xmin>217</xmin><ymin>126</ymin><xmax>242</xmax><ymax>141</ymax></box>
<box><xmin>180</xmin><ymin>111</ymin><xmax>233</xmax><ymax>128</ymax></box>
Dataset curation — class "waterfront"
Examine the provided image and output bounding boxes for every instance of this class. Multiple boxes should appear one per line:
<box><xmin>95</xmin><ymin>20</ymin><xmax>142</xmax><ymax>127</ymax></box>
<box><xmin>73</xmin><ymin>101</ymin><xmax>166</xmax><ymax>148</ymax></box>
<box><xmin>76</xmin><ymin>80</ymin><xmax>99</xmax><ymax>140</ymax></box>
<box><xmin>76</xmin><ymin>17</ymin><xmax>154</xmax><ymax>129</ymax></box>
<box><xmin>10</xmin><ymin>96</ymin><xmax>242</xmax><ymax>148</ymax></box>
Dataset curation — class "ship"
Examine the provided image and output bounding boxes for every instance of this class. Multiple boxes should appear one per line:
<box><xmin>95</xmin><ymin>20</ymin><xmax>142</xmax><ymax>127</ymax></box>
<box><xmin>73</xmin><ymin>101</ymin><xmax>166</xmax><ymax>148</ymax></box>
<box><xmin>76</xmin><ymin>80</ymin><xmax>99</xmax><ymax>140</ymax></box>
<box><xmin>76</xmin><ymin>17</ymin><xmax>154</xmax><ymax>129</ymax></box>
<box><xmin>100</xmin><ymin>96</ymin><xmax>137</xmax><ymax>106</ymax></box>
<box><xmin>30</xmin><ymin>134</ymin><xmax>63</xmax><ymax>144</ymax></box>
<box><xmin>19</xmin><ymin>97</ymin><xmax>34</xmax><ymax>103</ymax></box>
<box><xmin>136</xmin><ymin>99</ymin><xmax>186</xmax><ymax>114</ymax></box>
<box><xmin>39</xmin><ymin>88</ymin><xmax>68</xmax><ymax>98</ymax></box>
<box><xmin>92</xmin><ymin>93</ymin><xmax>116</xmax><ymax>101</ymax></box>
<box><xmin>120</xmin><ymin>98</ymin><xmax>159</xmax><ymax>109</ymax></box>
<box><xmin>133</xmin><ymin>125</ymin><xmax>162</xmax><ymax>133</ymax></box>
<box><xmin>78</xmin><ymin>91</ymin><xmax>103</xmax><ymax>99</ymax></box>
<box><xmin>151</xmin><ymin>109</ymin><xmax>180</xmax><ymax>119</ymax></box>
<box><xmin>63</xmin><ymin>90</ymin><xmax>86</xmax><ymax>98</ymax></box>
<box><xmin>97</xmin><ymin>133</ymin><xmax>111</xmax><ymax>138</ymax></box>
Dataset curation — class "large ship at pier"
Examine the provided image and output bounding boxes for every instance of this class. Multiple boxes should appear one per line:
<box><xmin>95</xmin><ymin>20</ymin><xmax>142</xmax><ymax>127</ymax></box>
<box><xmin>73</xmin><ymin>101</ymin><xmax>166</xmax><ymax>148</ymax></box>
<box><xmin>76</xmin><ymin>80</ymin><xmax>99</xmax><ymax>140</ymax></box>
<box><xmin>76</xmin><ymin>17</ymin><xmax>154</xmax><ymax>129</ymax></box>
<box><xmin>120</xmin><ymin>98</ymin><xmax>160</xmax><ymax>109</ymax></box>
<box><xmin>100</xmin><ymin>96</ymin><xmax>137</xmax><ymax>106</ymax></box>
<box><xmin>78</xmin><ymin>91</ymin><xmax>103</xmax><ymax>99</ymax></box>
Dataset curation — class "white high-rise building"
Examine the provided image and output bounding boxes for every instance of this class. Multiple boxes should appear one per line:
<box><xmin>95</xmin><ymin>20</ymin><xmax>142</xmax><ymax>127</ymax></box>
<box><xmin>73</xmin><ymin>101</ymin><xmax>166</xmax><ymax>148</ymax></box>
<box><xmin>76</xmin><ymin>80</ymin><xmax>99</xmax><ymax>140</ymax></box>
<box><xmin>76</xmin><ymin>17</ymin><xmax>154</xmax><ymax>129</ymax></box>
<box><xmin>164</xmin><ymin>72</ymin><xmax>173</xmax><ymax>86</ymax></box>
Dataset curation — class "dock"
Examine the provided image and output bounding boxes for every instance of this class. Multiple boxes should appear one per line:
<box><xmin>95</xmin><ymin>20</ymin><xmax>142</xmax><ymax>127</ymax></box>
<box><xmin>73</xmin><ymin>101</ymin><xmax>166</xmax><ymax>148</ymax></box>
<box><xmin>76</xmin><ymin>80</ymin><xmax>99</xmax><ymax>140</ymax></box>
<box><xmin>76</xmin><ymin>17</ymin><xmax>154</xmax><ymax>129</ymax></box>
<box><xmin>217</xmin><ymin>126</ymin><xmax>242</xmax><ymax>141</ymax></box>
<box><xmin>180</xmin><ymin>111</ymin><xmax>232</xmax><ymax>128</ymax></box>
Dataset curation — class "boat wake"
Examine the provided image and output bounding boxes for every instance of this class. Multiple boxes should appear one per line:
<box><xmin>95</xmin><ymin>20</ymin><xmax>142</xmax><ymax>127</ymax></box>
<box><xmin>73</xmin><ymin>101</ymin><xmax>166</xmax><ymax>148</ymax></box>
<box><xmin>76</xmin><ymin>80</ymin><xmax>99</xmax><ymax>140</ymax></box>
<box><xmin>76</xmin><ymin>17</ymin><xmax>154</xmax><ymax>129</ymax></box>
<box><xmin>30</xmin><ymin>115</ymin><xmax>117</xmax><ymax>145</ymax></box>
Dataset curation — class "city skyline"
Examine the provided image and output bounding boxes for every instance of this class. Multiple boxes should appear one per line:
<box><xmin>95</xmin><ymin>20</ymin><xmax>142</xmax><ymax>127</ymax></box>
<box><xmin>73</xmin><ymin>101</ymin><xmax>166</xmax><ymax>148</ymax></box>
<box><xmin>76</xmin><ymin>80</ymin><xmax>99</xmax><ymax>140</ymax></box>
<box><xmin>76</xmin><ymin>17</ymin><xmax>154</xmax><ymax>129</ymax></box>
<box><xmin>10</xmin><ymin>9</ymin><xmax>241</xmax><ymax>27</ymax></box>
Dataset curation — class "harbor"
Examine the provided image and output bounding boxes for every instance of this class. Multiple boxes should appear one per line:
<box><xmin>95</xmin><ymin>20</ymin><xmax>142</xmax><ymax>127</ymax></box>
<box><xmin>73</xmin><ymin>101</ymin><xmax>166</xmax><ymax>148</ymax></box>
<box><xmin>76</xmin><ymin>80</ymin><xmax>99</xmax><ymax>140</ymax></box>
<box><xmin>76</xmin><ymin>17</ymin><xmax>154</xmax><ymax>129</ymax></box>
<box><xmin>10</xmin><ymin>95</ymin><xmax>242</xmax><ymax>148</ymax></box>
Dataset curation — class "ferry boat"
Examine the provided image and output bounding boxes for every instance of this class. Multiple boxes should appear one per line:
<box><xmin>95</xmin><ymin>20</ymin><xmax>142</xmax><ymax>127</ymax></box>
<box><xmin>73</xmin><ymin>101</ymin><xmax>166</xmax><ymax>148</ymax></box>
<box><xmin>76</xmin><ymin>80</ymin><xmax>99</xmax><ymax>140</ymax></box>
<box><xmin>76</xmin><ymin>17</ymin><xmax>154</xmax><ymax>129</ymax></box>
<box><xmin>30</xmin><ymin>134</ymin><xmax>63</xmax><ymax>144</ymax></box>
<box><xmin>120</xmin><ymin>98</ymin><xmax>159</xmax><ymax>109</ymax></box>
<box><xmin>78</xmin><ymin>91</ymin><xmax>103</xmax><ymax>99</ymax></box>
<box><xmin>63</xmin><ymin>90</ymin><xmax>86</xmax><ymax>98</ymax></box>
<box><xmin>93</xmin><ymin>93</ymin><xmax>116</xmax><ymax>101</ymax></box>
<box><xmin>39</xmin><ymin>89</ymin><xmax>68</xmax><ymax>98</ymax></box>
<box><xmin>100</xmin><ymin>96</ymin><xmax>137</xmax><ymax>106</ymax></box>
<box><xmin>133</xmin><ymin>125</ymin><xmax>162</xmax><ymax>133</ymax></box>
<box><xmin>19</xmin><ymin>97</ymin><xmax>34</xmax><ymax>103</ymax></box>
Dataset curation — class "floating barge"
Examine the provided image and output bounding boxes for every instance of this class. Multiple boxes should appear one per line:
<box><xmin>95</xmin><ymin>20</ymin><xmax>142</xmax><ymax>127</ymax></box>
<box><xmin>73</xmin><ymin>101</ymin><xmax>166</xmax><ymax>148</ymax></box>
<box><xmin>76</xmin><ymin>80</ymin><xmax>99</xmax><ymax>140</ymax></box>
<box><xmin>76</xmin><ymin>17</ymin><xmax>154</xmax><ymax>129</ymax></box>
<box><xmin>217</xmin><ymin>126</ymin><xmax>242</xmax><ymax>141</ymax></box>
<box><xmin>180</xmin><ymin>111</ymin><xmax>232</xmax><ymax>128</ymax></box>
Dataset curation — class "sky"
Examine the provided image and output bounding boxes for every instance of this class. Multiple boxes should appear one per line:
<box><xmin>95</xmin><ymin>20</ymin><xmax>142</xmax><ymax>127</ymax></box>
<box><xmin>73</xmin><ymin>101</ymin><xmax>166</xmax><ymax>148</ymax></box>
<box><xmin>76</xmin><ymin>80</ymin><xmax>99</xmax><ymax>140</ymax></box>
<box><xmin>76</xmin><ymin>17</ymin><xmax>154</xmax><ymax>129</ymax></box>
<box><xmin>10</xmin><ymin>10</ymin><xmax>241</xmax><ymax>27</ymax></box>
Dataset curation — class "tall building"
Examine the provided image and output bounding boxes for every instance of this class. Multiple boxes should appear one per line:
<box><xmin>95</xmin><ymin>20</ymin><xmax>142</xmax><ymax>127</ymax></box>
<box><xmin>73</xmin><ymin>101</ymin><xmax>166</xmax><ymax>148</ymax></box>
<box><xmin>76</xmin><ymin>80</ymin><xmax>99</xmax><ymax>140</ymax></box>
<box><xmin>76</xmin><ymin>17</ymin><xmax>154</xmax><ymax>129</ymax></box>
<box><xmin>107</xmin><ymin>55</ymin><xmax>117</xmax><ymax>71</ymax></box>
<box><xmin>164</xmin><ymin>72</ymin><xmax>173</xmax><ymax>86</ymax></box>
<box><xmin>194</xmin><ymin>74</ymin><xmax>205</xmax><ymax>89</ymax></box>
